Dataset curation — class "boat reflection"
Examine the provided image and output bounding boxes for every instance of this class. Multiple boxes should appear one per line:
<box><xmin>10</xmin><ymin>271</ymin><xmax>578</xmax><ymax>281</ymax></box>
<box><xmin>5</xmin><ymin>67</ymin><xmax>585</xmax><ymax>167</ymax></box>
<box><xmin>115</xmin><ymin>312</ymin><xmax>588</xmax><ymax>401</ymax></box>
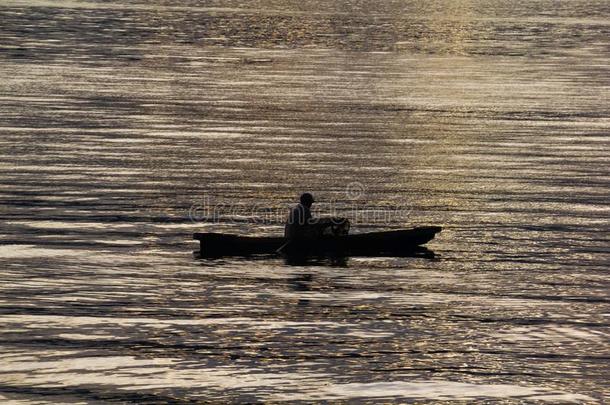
<box><xmin>288</xmin><ymin>273</ymin><xmax>314</xmax><ymax>291</ymax></box>
<box><xmin>193</xmin><ymin>246</ymin><xmax>437</xmax><ymax>267</ymax></box>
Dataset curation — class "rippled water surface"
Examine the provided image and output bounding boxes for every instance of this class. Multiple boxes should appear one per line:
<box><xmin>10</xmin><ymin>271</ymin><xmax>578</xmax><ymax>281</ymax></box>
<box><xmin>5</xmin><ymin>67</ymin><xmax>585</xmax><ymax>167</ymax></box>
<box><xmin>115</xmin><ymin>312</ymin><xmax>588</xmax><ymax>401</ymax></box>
<box><xmin>1</xmin><ymin>0</ymin><xmax>609</xmax><ymax>402</ymax></box>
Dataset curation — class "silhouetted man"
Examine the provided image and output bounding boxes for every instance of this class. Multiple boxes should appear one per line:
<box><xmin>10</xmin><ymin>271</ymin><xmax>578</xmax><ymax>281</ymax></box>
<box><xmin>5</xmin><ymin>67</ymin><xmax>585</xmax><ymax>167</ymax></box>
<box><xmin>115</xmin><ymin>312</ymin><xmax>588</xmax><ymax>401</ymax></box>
<box><xmin>284</xmin><ymin>193</ymin><xmax>315</xmax><ymax>239</ymax></box>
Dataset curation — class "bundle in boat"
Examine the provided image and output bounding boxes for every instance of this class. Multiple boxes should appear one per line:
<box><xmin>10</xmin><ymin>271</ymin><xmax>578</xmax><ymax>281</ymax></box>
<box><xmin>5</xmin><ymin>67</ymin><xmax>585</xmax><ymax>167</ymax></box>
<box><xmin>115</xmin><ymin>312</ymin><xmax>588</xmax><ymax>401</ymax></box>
<box><xmin>193</xmin><ymin>226</ymin><xmax>442</xmax><ymax>258</ymax></box>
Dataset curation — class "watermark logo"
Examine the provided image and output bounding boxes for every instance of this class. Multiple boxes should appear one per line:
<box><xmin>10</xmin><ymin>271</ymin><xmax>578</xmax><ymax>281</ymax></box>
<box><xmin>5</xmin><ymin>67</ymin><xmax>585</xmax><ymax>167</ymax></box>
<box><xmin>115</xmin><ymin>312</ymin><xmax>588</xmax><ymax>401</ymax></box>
<box><xmin>345</xmin><ymin>181</ymin><xmax>366</xmax><ymax>200</ymax></box>
<box><xmin>187</xmin><ymin>182</ymin><xmax>412</xmax><ymax>225</ymax></box>
<box><xmin>188</xmin><ymin>201</ymin><xmax>207</xmax><ymax>223</ymax></box>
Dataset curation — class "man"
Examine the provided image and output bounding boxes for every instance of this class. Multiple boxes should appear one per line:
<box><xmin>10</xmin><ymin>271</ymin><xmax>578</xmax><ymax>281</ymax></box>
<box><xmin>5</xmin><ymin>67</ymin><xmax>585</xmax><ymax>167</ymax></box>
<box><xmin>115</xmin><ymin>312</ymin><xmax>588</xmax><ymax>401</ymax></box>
<box><xmin>284</xmin><ymin>193</ymin><xmax>315</xmax><ymax>239</ymax></box>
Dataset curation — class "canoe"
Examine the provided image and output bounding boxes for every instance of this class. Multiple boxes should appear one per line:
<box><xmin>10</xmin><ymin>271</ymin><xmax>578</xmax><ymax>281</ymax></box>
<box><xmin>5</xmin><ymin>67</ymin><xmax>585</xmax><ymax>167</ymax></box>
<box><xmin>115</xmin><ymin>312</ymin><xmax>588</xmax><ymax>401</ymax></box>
<box><xmin>193</xmin><ymin>226</ymin><xmax>441</xmax><ymax>257</ymax></box>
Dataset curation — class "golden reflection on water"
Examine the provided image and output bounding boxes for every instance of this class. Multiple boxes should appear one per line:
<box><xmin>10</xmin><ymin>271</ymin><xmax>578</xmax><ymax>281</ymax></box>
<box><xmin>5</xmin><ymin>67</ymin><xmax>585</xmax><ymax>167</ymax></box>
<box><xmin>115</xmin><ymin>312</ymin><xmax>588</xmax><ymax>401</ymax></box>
<box><xmin>0</xmin><ymin>0</ymin><xmax>609</xmax><ymax>402</ymax></box>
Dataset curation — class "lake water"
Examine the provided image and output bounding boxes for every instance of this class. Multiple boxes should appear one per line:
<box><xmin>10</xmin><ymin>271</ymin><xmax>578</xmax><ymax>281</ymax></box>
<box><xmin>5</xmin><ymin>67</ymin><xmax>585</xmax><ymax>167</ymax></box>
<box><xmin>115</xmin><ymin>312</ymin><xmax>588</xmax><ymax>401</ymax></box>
<box><xmin>0</xmin><ymin>0</ymin><xmax>609</xmax><ymax>402</ymax></box>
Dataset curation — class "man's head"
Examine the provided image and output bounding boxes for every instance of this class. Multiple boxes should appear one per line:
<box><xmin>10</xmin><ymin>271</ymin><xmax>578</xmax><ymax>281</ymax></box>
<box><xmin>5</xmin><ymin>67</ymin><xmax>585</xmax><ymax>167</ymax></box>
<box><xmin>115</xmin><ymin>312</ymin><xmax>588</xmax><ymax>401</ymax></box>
<box><xmin>300</xmin><ymin>192</ymin><xmax>315</xmax><ymax>208</ymax></box>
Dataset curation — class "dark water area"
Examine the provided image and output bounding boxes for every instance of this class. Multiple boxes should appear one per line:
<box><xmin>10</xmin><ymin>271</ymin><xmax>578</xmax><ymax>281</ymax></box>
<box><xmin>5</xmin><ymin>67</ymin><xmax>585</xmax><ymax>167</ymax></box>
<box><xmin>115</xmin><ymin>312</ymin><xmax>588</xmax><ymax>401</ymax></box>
<box><xmin>1</xmin><ymin>0</ymin><xmax>609</xmax><ymax>402</ymax></box>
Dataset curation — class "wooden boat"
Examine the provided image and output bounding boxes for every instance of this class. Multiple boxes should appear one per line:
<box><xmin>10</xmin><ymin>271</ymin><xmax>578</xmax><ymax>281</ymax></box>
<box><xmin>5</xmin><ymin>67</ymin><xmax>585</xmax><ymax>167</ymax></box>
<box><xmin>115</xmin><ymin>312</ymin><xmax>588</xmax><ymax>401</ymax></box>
<box><xmin>193</xmin><ymin>226</ymin><xmax>441</xmax><ymax>258</ymax></box>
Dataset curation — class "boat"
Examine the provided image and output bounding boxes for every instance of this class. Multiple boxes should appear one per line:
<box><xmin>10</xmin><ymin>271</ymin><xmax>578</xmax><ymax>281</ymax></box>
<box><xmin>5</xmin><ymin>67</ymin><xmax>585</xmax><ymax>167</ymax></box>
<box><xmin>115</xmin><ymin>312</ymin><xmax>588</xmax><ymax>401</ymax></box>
<box><xmin>193</xmin><ymin>226</ymin><xmax>441</xmax><ymax>258</ymax></box>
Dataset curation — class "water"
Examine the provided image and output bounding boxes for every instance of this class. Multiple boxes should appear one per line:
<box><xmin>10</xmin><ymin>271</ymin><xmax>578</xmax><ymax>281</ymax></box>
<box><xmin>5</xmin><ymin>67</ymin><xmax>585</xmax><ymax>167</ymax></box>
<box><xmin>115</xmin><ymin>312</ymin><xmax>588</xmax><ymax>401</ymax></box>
<box><xmin>1</xmin><ymin>0</ymin><xmax>609</xmax><ymax>402</ymax></box>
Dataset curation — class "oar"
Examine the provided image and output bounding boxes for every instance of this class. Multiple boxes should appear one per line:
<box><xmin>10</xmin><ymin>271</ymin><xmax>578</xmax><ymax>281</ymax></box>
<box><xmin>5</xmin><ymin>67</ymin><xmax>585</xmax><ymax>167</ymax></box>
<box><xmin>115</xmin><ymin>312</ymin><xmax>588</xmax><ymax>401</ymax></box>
<box><xmin>276</xmin><ymin>240</ymin><xmax>291</xmax><ymax>254</ymax></box>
